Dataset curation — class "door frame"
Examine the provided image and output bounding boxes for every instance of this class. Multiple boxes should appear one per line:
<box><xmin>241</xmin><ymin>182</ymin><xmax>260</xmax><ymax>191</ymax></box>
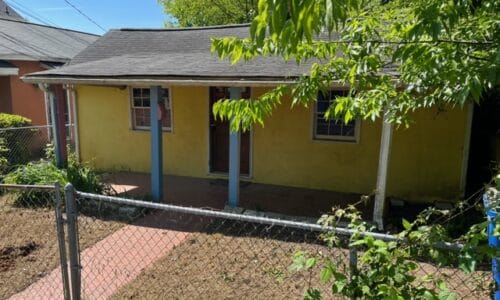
<box><xmin>207</xmin><ymin>86</ymin><xmax>253</xmax><ymax>179</ymax></box>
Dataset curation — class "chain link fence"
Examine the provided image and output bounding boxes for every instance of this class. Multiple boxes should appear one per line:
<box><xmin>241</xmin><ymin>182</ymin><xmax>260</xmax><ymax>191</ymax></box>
<box><xmin>70</xmin><ymin>190</ymin><xmax>492</xmax><ymax>300</ymax></box>
<box><xmin>0</xmin><ymin>183</ymin><xmax>66</xmax><ymax>300</ymax></box>
<box><xmin>0</xmin><ymin>124</ymin><xmax>75</xmax><ymax>173</ymax></box>
<box><xmin>0</xmin><ymin>183</ymin><xmax>494</xmax><ymax>299</ymax></box>
<box><xmin>0</xmin><ymin>126</ymin><xmax>51</xmax><ymax>171</ymax></box>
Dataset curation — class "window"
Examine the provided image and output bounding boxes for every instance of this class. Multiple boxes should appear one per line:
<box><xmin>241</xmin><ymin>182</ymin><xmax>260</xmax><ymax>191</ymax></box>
<box><xmin>314</xmin><ymin>90</ymin><xmax>359</xmax><ymax>141</ymax></box>
<box><xmin>131</xmin><ymin>87</ymin><xmax>172</xmax><ymax>131</ymax></box>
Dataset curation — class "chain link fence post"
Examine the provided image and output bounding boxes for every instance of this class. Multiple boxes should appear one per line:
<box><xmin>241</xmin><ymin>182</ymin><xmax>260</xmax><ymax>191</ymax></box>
<box><xmin>65</xmin><ymin>183</ymin><xmax>81</xmax><ymax>300</ymax></box>
<box><xmin>54</xmin><ymin>181</ymin><xmax>71</xmax><ymax>300</ymax></box>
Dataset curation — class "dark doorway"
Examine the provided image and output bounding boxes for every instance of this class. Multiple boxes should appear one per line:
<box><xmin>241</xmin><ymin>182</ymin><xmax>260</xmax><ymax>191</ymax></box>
<box><xmin>466</xmin><ymin>89</ymin><xmax>500</xmax><ymax>196</ymax></box>
<box><xmin>209</xmin><ymin>87</ymin><xmax>251</xmax><ymax>175</ymax></box>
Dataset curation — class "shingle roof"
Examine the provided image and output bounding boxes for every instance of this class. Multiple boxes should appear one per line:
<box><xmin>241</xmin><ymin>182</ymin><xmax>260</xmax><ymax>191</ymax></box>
<box><xmin>0</xmin><ymin>18</ymin><xmax>98</xmax><ymax>62</ymax></box>
<box><xmin>0</xmin><ymin>0</ymin><xmax>24</xmax><ymax>21</ymax></box>
<box><xmin>25</xmin><ymin>24</ymin><xmax>313</xmax><ymax>81</ymax></box>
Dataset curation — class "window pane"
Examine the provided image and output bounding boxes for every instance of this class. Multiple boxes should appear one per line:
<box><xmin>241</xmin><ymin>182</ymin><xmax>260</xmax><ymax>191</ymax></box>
<box><xmin>316</xmin><ymin>124</ymin><xmax>329</xmax><ymax>135</ymax></box>
<box><xmin>133</xmin><ymin>88</ymin><xmax>141</xmax><ymax>97</ymax></box>
<box><xmin>134</xmin><ymin>108</ymin><xmax>151</xmax><ymax>127</ymax></box>
<box><xmin>329</xmin><ymin>121</ymin><xmax>342</xmax><ymax>136</ymax></box>
<box><xmin>342</xmin><ymin>124</ymin><xmax>356</xmax><ymax>136</ymax></box>
<box><xmin>131</xmin><ymin>87</ymin><xmax>172</xmax><ymax>131</ymax></box>
<box><xmin>317</xmin><ymin>100</ymin><xmax>330</xmax><ymax>113</ymax></box>
<box><xmin>314</xmin><ymin>90</ymin><xmax>357</xmax><ymax>140</ymax></box>
<box><xmin>161</xmin><ymin>88</ymin><xmax>169</xmax><ymax>100</ymax></box>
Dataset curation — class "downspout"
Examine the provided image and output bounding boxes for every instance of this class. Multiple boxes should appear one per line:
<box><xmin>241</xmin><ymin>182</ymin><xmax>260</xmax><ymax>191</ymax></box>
<box><xmin>42</xmin><ymin>87</ymin><xmax>52</xmax><ymax>140</ymax></box>
<box><xmin>65</xmin><ymin>85</ymin><xmax>80</xmax><ymax>160</ymax></box>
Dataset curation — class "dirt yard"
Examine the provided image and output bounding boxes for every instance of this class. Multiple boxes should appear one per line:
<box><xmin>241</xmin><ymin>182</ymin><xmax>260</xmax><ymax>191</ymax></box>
<box><xmin>0</xmin><ymin>195</ymin><xmax>123</xmax><ymax>299</ymax></box>
<box><xmin>110</xmin><ymin>229</ymin><xmax>491</xmax><ymax>300</ymax></box>
<box><xmin>111</xmin><ymin>231</ymin><xmax>347</xmax><ymax>300</ymax></box>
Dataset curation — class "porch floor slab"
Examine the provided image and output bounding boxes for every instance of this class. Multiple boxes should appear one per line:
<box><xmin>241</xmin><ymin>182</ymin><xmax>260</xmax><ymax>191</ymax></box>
<box><xmin>103</xmin><ymin>172</ymin><xmax>372</xmax><ymax>219</ymax></box>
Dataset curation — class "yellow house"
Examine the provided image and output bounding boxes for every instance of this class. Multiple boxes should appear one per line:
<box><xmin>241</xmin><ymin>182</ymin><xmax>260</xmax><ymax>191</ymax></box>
<box><xmin>23</xmin><ymin>25</ymin><xmax>474</xmax><ymax>228</ymax></box>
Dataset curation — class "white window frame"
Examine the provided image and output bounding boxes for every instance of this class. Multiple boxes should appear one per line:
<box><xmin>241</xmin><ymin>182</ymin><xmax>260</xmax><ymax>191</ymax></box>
<box><xmin>313</xmin><ymin>90</ymin><xmax>360</xmax><ymax>142</ymax></box>
<box><xmin>129</xmin><ymin>87</ymin><xmax>172</xmax><ymax>132</ymax></box>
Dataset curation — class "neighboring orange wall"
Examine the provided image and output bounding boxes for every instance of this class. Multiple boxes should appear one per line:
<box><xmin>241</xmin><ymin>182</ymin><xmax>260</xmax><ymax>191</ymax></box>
<box><xmin>8</xmin><ymin>61</ymin><xmax>47</xmax><ymax>125</ymax></box>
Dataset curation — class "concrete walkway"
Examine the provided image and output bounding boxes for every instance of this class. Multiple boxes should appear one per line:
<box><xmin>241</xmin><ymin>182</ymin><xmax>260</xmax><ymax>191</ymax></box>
<box><xmin>11</xmin><ymin>218</ymin><xmax>190</xmax><ymax>300</ymax></box>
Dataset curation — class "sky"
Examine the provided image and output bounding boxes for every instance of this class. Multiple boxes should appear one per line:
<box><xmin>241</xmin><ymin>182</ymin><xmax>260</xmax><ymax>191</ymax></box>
<box><xmin>5</xmin><ymin>0</ymin><xmax>173</xmax><ymax>35</ymax></box>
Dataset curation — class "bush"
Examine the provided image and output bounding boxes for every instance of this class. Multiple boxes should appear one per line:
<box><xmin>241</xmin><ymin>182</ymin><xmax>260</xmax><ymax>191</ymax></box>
<box><xmin>4</xmin><ymin>146</ymin><xmax>108</xmax><ymax>206</ymax></box>
<box><xmin>0</xmin><ymin>113</ymin><xmax>32</xmax><ymax>128</ymax></box>
<box><xmin>3</xmin><ymin>161</ymin><xmax>67</xmax><ymax>206</ymax></box>
<box><xmin>67</xmin><ymin>153</ymin><xmax>106</xmax><ymax>194</ymax></box>
<box><xmin>0</xmin><ymin>113</ymin><xmax>36</xmax><ymax>168</ymax></box>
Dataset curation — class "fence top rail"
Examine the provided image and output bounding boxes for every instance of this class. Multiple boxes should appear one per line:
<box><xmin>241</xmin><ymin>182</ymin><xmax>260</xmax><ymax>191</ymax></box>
<box><xmin>0</xmin><ymin>125</ymin><xmax>52</xmax><ymax>131</ymax></box>
<box><xmin>0</xmin><ymin>183</ymin><xmax>55</xmax><ymax>190</ymax></box>
<box><xmin>75</xmin><ymin>190</ymin><xmax>463</xmax><ymax>251</ymax></box>
<box><xmin>0</xmin><ymin>124</ymin><xmax>74</xmax><ymax>131</ymax></box>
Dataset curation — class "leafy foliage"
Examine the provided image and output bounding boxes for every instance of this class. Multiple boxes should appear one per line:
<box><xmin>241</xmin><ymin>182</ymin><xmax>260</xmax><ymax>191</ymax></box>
<box><xmin>289</xmin><ymin>173</ymin><xmax>500</xmax><ymax>300</ymax></box>
<box><xmin>211</xmin><ymin>0</ymin><xmax>499</xmax><ymax>130</ymax></box>
<box><xmin>3</xmin><ymin>161</ymin><xmax>66</xmax><ymax>206</ymax></box>
<box><xmin>159</xmin><ymin>0</ymin><xmax>257</xmax><ymax>27</ymax></box>
<box><xmin>290</xmin><ymin>204</ymin><xmax>491</xmax><ymax>299</ymax></box>
<box><xmin>3</xmin><ymin>145</ymin><xmax>108</xmax><ymax>206</ymax></box>
<box><xmin>0</xmin><ymin>113</ymin><xmax>37</xmax><ymax>168</ymax></box>
<box><xmin>0</xmin><ymin>113</ymin><xmax>32</xmax><ymax>128</ymax></box>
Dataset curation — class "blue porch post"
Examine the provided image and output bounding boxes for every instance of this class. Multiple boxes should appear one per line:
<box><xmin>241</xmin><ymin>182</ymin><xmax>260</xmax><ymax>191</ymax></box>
<box><xmin>228</xmin><ymin>87</ymin><xmax>242</xmax><ymax>208</ymax></box>
<box><xmin>46</xmin><ymin>85</ymin><xmax>64</xmax><ymax>168</ymax></box>
<box><xmin>150</xmin><ymin>86</ymin><xmax>163</xmax><ymax>203</ymax></box>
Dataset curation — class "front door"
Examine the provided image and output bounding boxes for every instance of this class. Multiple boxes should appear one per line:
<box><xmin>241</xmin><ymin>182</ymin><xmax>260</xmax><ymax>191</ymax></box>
<box><xmin>209</xmin><ymin>87</ymin><xmax>250</xmax><ymax>175</ymax></box>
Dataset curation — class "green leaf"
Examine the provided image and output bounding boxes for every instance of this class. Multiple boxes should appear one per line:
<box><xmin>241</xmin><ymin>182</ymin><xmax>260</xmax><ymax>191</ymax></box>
<box><xmin>402</xmin><ymin>218</ymin><xmax>412</xmax><ymax>231</ymax></box>
<box><xmin>306</xmin><ymin>257</ymin><xmax>317</xmax><ymax>269</ymax></box>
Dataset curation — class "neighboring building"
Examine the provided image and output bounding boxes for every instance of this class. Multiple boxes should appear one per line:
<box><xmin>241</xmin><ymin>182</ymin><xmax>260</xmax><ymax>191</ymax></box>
<box><xmin>0</xmin><ymin>0</ymin><xmax>24</xmax><ymax>21</ymax></box>
<box><xmin>24</xmin><ymin>25</ymin><xmax>492</xmax><ymax>225</ymax></box>
<box><xmin>0</xmin><ymin>4</ymin><xmax>97</xmax><ymax>128</ymax></box>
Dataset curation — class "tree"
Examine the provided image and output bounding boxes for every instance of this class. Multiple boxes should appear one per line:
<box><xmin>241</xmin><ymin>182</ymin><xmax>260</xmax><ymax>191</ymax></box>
<box><xmin>211</xmin><ymin>0</ymin><xmax>499</xmax><ymax>130</ymax></box>
<box><xmin>159</xmin><ymin>0</ymin><xmax>258</xmax><ymax>27</ymax></box>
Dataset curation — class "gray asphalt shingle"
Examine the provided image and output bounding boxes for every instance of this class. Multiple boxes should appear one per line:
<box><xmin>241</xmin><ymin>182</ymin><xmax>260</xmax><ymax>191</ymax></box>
<box><xmin>0</xmin><ymin>17</ymin><xmax>98</xmax><ymax>62</ymax></box>
<box><xmin>26</xmin><ymin>25</ymin><xmax>312</xmax><ymax>80</ymax></box>
<box><xmin>0</xmin><ymin>0</ymin><xmax>24</xmax><ymax>21</ymax></box>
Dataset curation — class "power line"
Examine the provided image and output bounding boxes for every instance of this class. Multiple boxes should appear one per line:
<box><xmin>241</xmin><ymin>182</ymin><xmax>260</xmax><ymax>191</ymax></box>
<box><xmin>3</xmin><ymin>1</ymin><xmax>96</xmax><ymax>50</ymax></box>
<box><xmin>6</xmin><ymin>0</ymin><xmax>59</xmax><ymax>27</ymax></box>
<box><xmin>62</xmin><ymin>0</ymin><xmax>106</xmax><ymax>33</ymax></box>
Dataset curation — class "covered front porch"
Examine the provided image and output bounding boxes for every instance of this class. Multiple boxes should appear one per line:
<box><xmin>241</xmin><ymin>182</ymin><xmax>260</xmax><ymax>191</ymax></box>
<box><xmin>103</xmin><ymin>172</ymin><xmax>371</xmax><ymax>220</ymax></box>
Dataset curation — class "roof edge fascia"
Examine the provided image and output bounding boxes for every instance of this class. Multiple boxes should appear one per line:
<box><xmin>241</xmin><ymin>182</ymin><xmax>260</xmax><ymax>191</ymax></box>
<box><xmin>21</xmin><ymin>75</ymin><xmax>300</xmax><ymax>87</ymax></box>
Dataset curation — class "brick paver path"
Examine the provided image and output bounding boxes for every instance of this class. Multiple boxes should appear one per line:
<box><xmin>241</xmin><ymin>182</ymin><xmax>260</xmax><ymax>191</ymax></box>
<box><xmin>10</xmin><ymin>221</ymin><xmax>189</xmax><ymax>300</ymax></box>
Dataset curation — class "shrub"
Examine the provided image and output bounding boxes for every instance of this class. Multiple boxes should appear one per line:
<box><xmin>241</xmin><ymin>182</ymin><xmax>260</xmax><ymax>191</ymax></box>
<box><xmin>0</xmin><ymin>113</ymin><xmax>32</xmax><ymax>128</ymax></box>
<box><xmin>66</xmin><ymin>152</ymin><xmax>106</xmax><ymax>194</ymax></box>
<box><xmin>3</xmin><ymin>161</ymin><xmax>67</xmax><ymax>206</ymax></box>
<box><xmin>4</xmin><ymin>146</ymin><xmax>108</xmax><ymax>206</ymax></box>
<box><xmin>0</xmin><ymin>113</ymin><xmax>36</xmax><ymax>168</ymax></box>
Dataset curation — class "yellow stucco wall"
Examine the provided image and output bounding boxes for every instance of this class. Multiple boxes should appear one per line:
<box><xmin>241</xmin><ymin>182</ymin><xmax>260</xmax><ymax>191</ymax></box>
<box><xmin>76</xmin><ymin>85</ymin><xmax>209</xmax><ymax>177</ymax></box>
<box><xmin>76</xmin><ymin>85</ymin><xmax>468</xmax><ymax>203</ymax></box>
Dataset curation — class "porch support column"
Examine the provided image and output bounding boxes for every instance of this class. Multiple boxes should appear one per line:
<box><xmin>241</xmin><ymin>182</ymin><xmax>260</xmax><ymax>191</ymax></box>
<box><xmin>228</xmin><ymin>87</ymin><xmax>242</xmax><ymax>208</ymax></box>
<box><xmin>373</xmin><ymin>113</ymin><xmax>394</xmax><ymax>230</ymax></box>
<box><xmin>40</xmin><ymin>84</ymin><xmax>65</xmax><ymax>168</ymax></box>
<box><xmin>150</xmin><ymin>86</ymin><xmax>163</xmax><ymax>203</ymax></box>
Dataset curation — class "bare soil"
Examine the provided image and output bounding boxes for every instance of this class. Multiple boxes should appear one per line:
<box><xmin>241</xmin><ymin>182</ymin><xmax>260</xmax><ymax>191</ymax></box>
<box><xmin>111</xmin><ymin>230</ymin><xmax>491</xmax><ymax>300</ymax></box>
<box><xmin>111</xmin><ymin>231</ymin><xmax>347</xmax><ymax>300</ymax></box>
<box><xmin>0</xmin><ymin>195</ymin><xmax>123</xmax><ymax>299</ymax></box>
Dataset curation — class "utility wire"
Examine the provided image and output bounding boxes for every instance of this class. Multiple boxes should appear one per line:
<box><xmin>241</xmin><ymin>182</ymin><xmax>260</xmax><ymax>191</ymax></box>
<box><xmin>4</xmin><ymin>0</ymin><xmax>96</xmax><ymax>45</ymax></box>
<box><xmin>6</xmin><ymin>0</ymin><xmax>96</xmax><ymax>45</ymax></box>
<box><xmin>7</xmin><ymin>0</ymin><xmax>58</xmax><ymax>27</ymax></box>
<box><xmin>62</xmin><ymin>0</ymin><xmax>106</xmax><ymax>33</ymax></box>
